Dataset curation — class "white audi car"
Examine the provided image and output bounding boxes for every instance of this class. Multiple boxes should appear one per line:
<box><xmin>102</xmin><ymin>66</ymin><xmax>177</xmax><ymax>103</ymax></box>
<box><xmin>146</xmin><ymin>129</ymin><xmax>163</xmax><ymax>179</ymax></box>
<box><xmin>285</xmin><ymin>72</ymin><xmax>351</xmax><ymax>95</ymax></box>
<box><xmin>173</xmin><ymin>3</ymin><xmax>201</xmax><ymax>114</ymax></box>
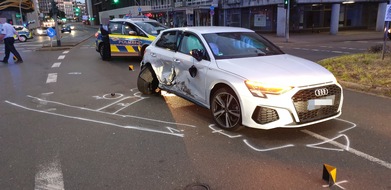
<box><xmin>138</xmin><ymin>26</ymin><xmax>343</xmax><ymax>130</ymax></box>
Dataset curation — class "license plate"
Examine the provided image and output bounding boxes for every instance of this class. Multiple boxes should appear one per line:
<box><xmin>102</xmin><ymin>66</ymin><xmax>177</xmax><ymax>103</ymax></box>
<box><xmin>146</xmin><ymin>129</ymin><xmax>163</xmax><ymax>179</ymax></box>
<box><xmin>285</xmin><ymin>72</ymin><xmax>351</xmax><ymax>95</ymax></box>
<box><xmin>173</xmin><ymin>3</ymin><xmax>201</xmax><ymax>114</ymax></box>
<box><xmin>307</xmin><ymin>95</ymin><xmax>335</xmax><ymax>111</ymax></box>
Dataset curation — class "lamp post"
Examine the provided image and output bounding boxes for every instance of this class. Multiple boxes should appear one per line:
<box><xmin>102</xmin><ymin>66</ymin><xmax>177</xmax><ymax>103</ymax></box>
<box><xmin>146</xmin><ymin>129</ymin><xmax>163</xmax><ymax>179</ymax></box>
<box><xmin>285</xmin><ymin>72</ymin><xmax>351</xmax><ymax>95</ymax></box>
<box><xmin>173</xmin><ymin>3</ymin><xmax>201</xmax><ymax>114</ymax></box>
<box><xmin>19</xmin><ymin>0</ymin><xmax>24</xmax><ymax>25</ymax></box>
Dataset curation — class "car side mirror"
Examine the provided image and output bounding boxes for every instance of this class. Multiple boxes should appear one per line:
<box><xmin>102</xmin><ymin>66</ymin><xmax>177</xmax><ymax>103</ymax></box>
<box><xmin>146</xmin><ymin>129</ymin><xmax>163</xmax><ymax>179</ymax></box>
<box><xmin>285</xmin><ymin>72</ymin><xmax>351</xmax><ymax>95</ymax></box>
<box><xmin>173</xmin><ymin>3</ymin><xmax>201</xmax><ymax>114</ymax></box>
<box><xmin>190</xmin><ymin>49</ymin><xmax>204</xmax><ymax>62</ymax></box>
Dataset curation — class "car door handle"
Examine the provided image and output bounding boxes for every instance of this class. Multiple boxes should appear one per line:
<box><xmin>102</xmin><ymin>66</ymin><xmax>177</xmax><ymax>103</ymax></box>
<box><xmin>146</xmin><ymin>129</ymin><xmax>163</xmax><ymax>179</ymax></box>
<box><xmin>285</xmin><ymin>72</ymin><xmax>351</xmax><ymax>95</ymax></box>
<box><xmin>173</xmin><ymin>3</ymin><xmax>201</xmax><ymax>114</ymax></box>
<box><xmin>150</xmin><ymin>53</ymin><xmax>156</xmax><ymax>57</ymax></box>
<box><xmin>173</xmin><ymin>59</ymin><xmax>180</xmax><ymax>63</ymax></box>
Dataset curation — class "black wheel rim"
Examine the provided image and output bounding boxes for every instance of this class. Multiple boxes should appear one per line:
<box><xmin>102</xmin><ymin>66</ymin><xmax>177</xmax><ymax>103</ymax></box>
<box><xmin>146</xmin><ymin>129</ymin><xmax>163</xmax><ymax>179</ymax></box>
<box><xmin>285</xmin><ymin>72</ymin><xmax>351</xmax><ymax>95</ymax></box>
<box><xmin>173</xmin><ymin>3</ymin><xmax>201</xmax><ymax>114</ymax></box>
<box><xmin>212</xmin><ymin>92</ymin><xmax>241</xmax><ymax>129</ymax></box>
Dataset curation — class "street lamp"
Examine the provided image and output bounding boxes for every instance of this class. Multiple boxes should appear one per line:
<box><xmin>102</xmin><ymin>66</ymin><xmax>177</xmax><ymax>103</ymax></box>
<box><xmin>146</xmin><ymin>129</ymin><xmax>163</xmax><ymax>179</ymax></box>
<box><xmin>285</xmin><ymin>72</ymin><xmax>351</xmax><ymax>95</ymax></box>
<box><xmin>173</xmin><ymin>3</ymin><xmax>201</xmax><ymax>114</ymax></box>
<box><xmin>19</xmin><ymin>0</ymin><xmax>24</xmax><ymax>25</ymax></box>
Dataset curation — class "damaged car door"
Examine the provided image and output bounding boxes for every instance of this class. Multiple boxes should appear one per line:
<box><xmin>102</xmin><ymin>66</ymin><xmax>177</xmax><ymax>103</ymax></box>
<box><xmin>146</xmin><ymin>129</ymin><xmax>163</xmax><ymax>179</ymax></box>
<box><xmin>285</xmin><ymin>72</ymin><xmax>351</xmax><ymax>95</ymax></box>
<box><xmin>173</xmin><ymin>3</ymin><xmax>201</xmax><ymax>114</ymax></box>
<box><xmin>172</xmin><ymin>32</ymin><xmax>211</xmax><ymax>105</ymax></box>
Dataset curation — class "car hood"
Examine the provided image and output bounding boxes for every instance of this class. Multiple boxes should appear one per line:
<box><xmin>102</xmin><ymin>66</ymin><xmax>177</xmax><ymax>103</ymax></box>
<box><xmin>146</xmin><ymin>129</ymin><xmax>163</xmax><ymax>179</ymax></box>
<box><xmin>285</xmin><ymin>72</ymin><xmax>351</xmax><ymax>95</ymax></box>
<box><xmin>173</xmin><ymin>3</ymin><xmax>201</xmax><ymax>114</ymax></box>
<box><xmin>215</xmin><ymin>54</ymin><xmax>337</xmax><ymax>86</ymax></box>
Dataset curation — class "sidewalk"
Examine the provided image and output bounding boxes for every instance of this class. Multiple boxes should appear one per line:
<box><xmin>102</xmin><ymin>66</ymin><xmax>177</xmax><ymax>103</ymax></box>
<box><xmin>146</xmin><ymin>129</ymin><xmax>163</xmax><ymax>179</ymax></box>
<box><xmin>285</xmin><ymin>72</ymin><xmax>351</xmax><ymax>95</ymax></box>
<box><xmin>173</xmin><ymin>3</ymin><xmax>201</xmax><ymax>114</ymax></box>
<box><xmin>262</xmin><ymin>30</ymin><xmax>386</xmax><ymax>44</ymax></box>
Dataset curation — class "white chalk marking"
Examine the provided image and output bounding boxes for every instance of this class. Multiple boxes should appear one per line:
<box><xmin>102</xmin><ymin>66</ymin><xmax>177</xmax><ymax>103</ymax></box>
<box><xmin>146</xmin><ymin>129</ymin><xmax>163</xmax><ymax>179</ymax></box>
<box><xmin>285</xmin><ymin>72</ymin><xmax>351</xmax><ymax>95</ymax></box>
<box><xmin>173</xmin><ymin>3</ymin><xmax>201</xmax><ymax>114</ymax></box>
<box><xmin>58</xmin><ymin>55</ymin><xmax>65</xmax><ymax>60</ymax></box>
<box><xmin>51</xmin><ymin>62</ymin><xmax>61</xmax><ymax>68</ymax></box>
<box><xmin>306</xmin><ymin>134</ymin><xmax>350</xmax><ymax>151</ymax></box>
<box><xmin>34</xmin><ymin>157</ymin><xmax>64</xmax><ymax>190</ymax></box>
<box><xmin>103</xmin><ymin>93</ymin><xmax>124</xmax><ymax>99</ymax></box>
<box><xmin>5</xmin><ymin>100</ymin><xmax>185</xmax><ymax>137</ymax></box>
<box><xmin>243</xmin><ymin>139</ymin><xmax>295</xmax><ymax>152</ymax></box>
<box><xmin>41</xmin><ymin>92</ymin><xmax>54</xmax><ymax>95</ymax></box>
<box><xmin>46</xmin><ymin>73</ymin><xmax>58</xmax><ymax>83</ymax></box>
<box><xmin>322</xmin><ymin>180</ymin><xmax>348</xmax><ymax>189</ymax></box>
<box><xmin>335</xmin><ymin>118</ymin><xmax>357</xmax><ymax>133</ymax></box>
<box><xmin>208</xmin><ymin>124</ymin><xmax>242</xmax><ymax>138</ymax></box>
<box><xmin>113</xmin><ymin>98</ymin><xmax>145</xmax><ymax>114</ymax></box>
<box><xmin>96</xmin><ymin>96</ymin><xmax>131</xmax><ymax>111</ymax></box>
<box><xmin>26</xmin><ymin>95</ymin><xmax>195</xmax><ymax>128</ymax></box>
<box><xmin>302</xmin><ymin>129</ymin><xmax>391</xmax><ymax>170</ymax></box>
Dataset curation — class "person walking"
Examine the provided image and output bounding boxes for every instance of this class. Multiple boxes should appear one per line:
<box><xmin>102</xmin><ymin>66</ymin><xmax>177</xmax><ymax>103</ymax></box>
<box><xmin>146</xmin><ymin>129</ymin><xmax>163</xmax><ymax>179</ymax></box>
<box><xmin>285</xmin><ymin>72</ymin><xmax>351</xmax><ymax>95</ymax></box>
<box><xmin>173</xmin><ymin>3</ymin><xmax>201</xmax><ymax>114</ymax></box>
<box><xmin>0</xmin><ymin>18</ymin><xmax>23</xmax><ymax>64</ymax></box>
<box><xmin>100</xmin><ymin>18</ymin><xmax>111</xmax><ymax>61</ymax></box>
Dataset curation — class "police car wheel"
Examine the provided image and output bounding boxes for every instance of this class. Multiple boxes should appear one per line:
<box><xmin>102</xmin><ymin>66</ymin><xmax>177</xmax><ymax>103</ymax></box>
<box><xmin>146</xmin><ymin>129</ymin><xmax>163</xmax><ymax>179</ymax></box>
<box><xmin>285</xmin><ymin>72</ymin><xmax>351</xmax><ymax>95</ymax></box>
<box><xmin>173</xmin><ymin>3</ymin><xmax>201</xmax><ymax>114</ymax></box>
<box><xmin>99</xmin><ymin>44</ymin><xmax>109</xmax><ymax>60</ymax></box>
<box><xmin>137</xmin><ymin>65</ymin><xmax>159</xmax><ymax>95</ymax></box>
<box><xmin>18</xmin><ymin>36</ymin><xmax>27</xmax><ymax>42</ymax></box>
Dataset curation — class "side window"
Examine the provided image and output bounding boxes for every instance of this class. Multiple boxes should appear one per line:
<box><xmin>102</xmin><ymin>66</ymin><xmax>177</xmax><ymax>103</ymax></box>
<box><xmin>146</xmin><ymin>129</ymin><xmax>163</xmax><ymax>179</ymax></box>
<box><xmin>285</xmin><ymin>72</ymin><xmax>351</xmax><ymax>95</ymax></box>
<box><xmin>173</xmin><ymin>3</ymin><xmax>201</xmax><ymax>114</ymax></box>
<box><xmin>123</xmin><ymin>23</ymin><xmax>137</xmax><ymax>35</ymax></box>
<box><xmin>155</xmin><ymin>31</ymin><xmax>178</xmax><ymax>51</ymax></box>
<box><xmin>178</xmin><ymin>33</ymin><xmax>204</xmax><ymax>56</ymax></box>
<box><xmin>109</xmin><ymin>22</ymin><xmax>122</xmax><ymax>34</ymax></box>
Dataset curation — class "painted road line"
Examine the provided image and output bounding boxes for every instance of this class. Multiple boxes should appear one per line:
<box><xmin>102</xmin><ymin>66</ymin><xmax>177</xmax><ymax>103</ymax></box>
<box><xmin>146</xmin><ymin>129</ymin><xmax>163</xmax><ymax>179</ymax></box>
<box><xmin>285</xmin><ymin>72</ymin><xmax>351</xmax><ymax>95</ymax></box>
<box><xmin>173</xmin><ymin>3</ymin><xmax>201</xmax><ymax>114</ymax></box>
<box><xmin>52</xmin><ymin>62</ymin><xmax>61</xmax><ymax>68</ymax></box>
<box><xmin>58</xmin><ymin>55</ymin><xmax>65</xmax><ymax>60</ymax></box>
<box><xmin>62</xmin><ymin>51</ymin><xmax>69</xmax><ymax>54</ymax></box>
<box><xmin>302</xmin><ymin>129</ymin><xmax>391</xmax><ymax>170</ymax></box>
<box><xmin>34</xmin><ymin>157</ymin><xmax>64</xmax><ymax>190</ymax></box>
<box><xmin>46</xmin><ymin>73</ymin><xmax>58</xmax><ymax>83</ymax></box>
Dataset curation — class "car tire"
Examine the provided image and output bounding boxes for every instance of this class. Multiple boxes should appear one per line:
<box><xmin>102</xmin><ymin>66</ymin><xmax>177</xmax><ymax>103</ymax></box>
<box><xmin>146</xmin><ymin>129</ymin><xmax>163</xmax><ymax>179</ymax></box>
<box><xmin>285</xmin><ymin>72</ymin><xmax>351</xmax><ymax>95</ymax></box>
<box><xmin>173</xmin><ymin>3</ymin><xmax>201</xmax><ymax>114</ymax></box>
<box><xmin>137</xmin><ymin>65</ymin><xmax>159</xmax><ymax>95</ymax></box>
<box><xmin>211</xmin><ymin>87</ymin><xmax>243</xmax><ymax>131</ymax></box>
<box><xmin>18</xmin><ymin>36</ymin><xmax>27</xmax><ymax>42</ymax></box>
<box><xmin>99</xmin><ymin>43</ymin><xmax>110</xmax><ymax>61</ymax></box>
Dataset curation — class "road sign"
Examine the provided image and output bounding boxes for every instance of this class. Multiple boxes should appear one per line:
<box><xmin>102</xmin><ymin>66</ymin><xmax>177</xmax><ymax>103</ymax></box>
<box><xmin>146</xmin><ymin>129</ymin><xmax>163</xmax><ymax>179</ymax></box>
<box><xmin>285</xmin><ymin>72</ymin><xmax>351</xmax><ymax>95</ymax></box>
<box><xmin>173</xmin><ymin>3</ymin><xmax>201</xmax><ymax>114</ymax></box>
<box><xmin>138</xmin><ymin>7</ymin><xmax>142</xmax><ymax>12</ymax></box>
<box><xmin>210</xmin><ymin>10</ymin><xmax>214</xmax><ymax>15</ymax></box>
<box><xmin>47</xmin><ymin>27</ymin><xmax>56</xmax><ymax>38</ymax></box>
<box><xmin>210</xmin><ymin>6</ymin><xmax>214</xmax><ymax>11</ymax></box>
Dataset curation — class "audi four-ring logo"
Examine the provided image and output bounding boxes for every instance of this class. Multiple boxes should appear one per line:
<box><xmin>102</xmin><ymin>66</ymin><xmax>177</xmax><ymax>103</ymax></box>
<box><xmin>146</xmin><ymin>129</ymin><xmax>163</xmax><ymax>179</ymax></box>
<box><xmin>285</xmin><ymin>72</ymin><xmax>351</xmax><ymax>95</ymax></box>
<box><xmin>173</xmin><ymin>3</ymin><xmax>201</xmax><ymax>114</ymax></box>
<box><xmin>314</xmin><ymin>88</ymin><xmax>329</xmax><ymax>96</ymax></box>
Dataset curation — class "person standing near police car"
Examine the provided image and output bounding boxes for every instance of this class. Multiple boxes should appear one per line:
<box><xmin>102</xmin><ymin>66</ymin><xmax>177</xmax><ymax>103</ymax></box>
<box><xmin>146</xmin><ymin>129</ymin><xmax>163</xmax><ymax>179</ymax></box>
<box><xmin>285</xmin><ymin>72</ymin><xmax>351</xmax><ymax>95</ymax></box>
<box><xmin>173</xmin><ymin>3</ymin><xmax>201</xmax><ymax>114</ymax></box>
<box><xmin>100</xmin><ymin>18</ymin><xmax>111</xmax><ymax>61</ymax></box>
<box><xmin>0</xmin><ymin>18</ymin><xmax>23</xmax><ymax>64</ymax></box>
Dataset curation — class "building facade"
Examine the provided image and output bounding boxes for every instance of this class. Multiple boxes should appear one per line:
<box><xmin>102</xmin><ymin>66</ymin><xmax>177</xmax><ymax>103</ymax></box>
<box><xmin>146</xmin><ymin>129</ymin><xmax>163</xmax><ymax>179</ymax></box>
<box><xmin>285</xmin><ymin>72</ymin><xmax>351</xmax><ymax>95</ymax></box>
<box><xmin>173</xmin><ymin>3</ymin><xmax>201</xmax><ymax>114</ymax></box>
<box><xmin>88</xmin><ymin>0</ymin><xmax>389</xmax><ymax>36</ymax></box>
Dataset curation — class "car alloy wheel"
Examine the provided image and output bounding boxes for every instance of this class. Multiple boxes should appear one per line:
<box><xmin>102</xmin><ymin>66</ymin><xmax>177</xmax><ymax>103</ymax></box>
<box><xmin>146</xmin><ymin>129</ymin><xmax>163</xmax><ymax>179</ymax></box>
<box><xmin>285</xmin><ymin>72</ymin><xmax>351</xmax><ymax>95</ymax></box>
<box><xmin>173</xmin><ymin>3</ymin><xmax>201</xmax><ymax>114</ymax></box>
<box><xmin>211</xmin><ymin>88</ymin><xmax>242</xmax><ymax>131</ymax></box>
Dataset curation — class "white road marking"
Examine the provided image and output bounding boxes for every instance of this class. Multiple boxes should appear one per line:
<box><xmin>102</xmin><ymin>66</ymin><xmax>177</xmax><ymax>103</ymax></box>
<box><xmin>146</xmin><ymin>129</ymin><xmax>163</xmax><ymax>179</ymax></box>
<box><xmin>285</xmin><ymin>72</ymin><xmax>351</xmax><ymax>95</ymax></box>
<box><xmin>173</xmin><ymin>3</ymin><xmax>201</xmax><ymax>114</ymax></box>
<box><xmin>62</xmin><ymin>51</ymin><xmax>69</xmax><ymax>54</ymax></box>
<box><xmin>67</xmin><ymin>72</ymin><xmax>81</xmax><ymax>75</ymax></box>
<box><xmin>58</xmin><ymin>55</ymin><xmax>65</xmax><ymax>60</ymax></box>
<box><xmin>34</xmin><ymin>157</ymin><xmax>64</xmax><ymax>190</ymax></box>
<box><xmin>302</xmin><ymin>129</ymin><xmax>391</xmax><ymax>170</ymax></box>
<box><xmin>51</xmin><ymin>62</ymin><xmax>61</xmax><ymax>68</ymax></box>
<box><xmin>46</xmin><ymin>73</ymin><xmax>58</xmax><ymax>83</ymax></box>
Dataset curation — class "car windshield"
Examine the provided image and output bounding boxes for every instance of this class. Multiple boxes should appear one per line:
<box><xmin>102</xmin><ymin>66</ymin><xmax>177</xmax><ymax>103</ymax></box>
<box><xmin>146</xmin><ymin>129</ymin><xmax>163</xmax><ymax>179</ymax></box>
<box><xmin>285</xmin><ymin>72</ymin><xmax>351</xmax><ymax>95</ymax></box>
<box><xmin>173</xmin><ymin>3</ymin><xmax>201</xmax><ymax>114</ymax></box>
<box><xmin>203</xmin><ymin>32</ymin><xmax>284</xmax><ymax>59</ymax></box>
<box><xmin>134</xmin><ymin>22</ymin><xmax>168</xmax><ymax>36</ymax></box>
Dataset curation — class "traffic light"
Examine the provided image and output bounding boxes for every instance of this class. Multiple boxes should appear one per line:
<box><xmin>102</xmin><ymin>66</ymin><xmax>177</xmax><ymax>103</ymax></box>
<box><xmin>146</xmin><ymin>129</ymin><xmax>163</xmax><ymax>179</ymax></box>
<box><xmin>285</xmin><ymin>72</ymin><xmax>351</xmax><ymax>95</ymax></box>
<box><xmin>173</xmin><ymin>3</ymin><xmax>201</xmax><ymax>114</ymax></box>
<box><xmin>284</xmin><ymin>0</ymin><xmax>289</xmax><ymax>9</ymax></box>
<box><xmin>113</xmin><ymin>0</ymin><xmax>119</xmax><ymax>4</ymax></box>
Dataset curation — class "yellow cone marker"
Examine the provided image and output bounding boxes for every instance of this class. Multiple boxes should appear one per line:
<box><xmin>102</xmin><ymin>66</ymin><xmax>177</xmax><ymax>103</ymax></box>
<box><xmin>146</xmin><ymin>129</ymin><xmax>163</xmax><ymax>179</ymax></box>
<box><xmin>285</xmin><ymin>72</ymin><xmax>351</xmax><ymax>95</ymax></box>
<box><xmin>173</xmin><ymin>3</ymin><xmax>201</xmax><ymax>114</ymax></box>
<box><xmin>322</xmin><ymin>164</ymin><xmax>337</xmax><ymax>186</ymax></box>
<box><xmin>129</xmin><ymin>65</ymin><xmax>134</xmax><ymax>71</ymax></box>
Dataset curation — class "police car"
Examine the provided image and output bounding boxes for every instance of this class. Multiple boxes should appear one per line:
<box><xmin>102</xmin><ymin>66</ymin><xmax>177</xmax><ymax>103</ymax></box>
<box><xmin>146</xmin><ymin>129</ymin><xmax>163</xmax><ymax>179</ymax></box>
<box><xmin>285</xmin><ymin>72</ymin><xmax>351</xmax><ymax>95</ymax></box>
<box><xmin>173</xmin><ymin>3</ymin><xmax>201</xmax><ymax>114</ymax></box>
<box><xmin>95</xmin><ymin>16</ymin><xmax>168</xmax><ymax>60</ymax></box>
<box><xmin>13</xmin><ymin>25</ymin><xmax>33</xmax><ymax>42</ymax></box>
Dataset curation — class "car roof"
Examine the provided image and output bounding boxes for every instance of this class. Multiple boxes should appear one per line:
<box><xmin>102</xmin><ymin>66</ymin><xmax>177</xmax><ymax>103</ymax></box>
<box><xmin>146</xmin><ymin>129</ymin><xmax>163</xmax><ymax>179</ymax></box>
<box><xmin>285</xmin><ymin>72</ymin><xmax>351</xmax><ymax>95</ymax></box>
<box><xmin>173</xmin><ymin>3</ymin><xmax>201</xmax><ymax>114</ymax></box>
<box><xmin>162</xmin><ymin>26</ymin><xmax>254</xmax><ymax>34</ymax></box>
<box><xmin>111</xmin><ymin>16</ymin><xmax>158</xmax><ymax>23</ymax></box>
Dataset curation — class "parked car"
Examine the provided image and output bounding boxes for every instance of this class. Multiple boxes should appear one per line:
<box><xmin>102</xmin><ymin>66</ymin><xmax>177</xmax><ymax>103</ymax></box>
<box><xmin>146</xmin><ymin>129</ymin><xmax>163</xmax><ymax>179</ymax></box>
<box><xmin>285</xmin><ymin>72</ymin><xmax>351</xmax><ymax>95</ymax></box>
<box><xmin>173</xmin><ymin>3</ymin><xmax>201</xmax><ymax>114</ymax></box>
<box><xmin>35</xmin><ymin>26</ymin><xmax>49</xmax><ymax>36</ymax></box>
<box><xmin>138</xmin><ymin>26</ymin><xmax>344</xmax><ymax>131</ymax></box>
<box><xmin>13</xmin><ymin>25</ymin><xmax>33</xmax><ymax>42</ymax></box>
<box><xmin>61</xmin><ymin>24</ymin><xmax>72</xmax><ymax>33</ymax></box>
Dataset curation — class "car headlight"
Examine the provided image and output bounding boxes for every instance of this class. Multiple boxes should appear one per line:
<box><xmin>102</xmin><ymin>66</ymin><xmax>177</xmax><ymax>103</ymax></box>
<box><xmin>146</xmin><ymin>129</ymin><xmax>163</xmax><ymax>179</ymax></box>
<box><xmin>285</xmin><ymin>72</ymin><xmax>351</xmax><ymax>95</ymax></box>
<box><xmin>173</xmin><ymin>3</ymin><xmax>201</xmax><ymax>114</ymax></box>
<box><xmin>245</xmin><ymin>80</ymin><xmax>293</xmax><ymax>98</ymax></box>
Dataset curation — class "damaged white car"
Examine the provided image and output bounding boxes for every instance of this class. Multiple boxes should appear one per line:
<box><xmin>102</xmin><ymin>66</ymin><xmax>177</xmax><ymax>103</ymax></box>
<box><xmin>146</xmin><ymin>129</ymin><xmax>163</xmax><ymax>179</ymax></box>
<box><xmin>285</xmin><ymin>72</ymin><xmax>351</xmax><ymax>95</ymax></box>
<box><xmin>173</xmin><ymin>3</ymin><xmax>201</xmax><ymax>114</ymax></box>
<box><xmin>138</xmin><ymin>27</ymin><xmax>343</xmax><ymax>131</ymax></box>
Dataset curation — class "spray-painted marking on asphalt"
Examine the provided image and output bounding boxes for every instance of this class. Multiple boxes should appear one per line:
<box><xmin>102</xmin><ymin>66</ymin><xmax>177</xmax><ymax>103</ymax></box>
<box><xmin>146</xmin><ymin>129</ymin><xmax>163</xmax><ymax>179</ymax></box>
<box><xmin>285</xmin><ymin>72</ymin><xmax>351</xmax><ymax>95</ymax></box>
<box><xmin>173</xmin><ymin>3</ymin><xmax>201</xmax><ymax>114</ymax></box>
<box><xmin>5</xmin><ymin>100</ymin><xmax>187</xmax><ymax>137</ymax></box>
<box><xmin>46</xmin><ymin>73</ymin><xmax>58</xmax><ymax>83</ymax></box>
<box><xmin>209</xmin><ymin>119</ymin><xmax>391</xmax><ymax>170</ymax></box>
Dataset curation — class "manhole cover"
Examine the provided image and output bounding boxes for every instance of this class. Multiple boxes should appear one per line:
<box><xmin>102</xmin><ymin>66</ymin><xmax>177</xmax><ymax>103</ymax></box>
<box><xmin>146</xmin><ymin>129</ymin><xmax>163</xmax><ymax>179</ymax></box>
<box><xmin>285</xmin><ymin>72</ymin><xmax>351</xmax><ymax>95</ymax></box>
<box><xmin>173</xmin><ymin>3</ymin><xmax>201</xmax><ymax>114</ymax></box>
<box><xmin>185</xmin><ymin>183</ymin><xmax>210</xmax><ymax>190</ymax></box>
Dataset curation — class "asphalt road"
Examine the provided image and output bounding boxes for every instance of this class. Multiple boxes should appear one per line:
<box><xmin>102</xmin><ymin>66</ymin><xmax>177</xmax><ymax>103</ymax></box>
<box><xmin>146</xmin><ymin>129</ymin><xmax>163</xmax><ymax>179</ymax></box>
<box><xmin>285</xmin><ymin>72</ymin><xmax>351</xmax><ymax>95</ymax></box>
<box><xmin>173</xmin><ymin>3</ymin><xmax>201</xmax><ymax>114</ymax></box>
<box><xmin>1</xmin><ymin>26</ymin><xmax>391</xmax><ymax>189</ymax></box>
